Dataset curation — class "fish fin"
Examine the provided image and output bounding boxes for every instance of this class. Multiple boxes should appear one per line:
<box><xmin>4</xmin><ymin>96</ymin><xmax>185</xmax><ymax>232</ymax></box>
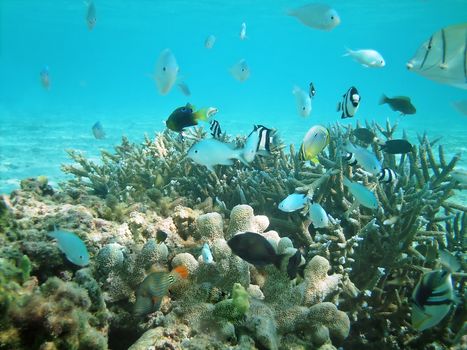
<box><xmin>172</xmin><ymin>265</ymin><xmax>189</xmax><ymax>279</ymax></box>
<box><xmin>336</xmin><ymin>102</ymin><xmax>341</xmax><ymax>111</ymax></box>
<box><xmin>379</xmin><ymin>94</ymin><xmax>387</xmax><ymax>105</ymax></box>
<box><xmin>205</xmin><ymin>165</ymin><xmax>216</xmax><ymax>172</ymax></box>
<box><xmin>152</xmin><ymin>296</ymin><xmax>163</xmax><ymax>311</ymax></box>
<box><xmin>342</xmin><ymin>47</ymin><xmax>352</xmax><ymax>57</ymax></box>
<box><xmin>310</xmin><ymin>156</ymin><xmax>319</xmax><ymax>164</ymax></box>
<box><xmin>134</xmin><ymin>295</ymin><xmax>153</xmax><ymax>317</ymax></box>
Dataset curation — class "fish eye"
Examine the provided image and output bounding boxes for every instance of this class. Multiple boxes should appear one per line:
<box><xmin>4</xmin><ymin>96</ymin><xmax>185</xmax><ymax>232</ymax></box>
<box><xmin>162</xmin><ymin>67</ymin><xmax>166</xmax><ymax>72</ymax></box>
<box><xmin>331</xmin><ymin>16</ymin><xmax>334</xmax><ymax>20</ymax></box>
<box><xmin>194</xmin><ymin>150</ymin><xmax>198</xmax><ymax>153</ymax></box>
<box><xmin>181</xmin><ymin>107</ymin><xmax>186</xmax><ymax>112</ymax></box>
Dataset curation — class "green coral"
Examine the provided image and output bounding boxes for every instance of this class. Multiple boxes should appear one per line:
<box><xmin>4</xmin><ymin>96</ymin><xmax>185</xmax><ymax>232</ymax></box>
<box><xmin>213</xmin><ymin>283</ymin><xmax>250</xmax><ymax>322</ymax></box>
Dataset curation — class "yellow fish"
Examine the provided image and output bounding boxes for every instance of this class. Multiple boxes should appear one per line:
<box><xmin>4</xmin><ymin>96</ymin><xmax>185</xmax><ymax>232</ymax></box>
<box><xmin>298</xmin><ymin>125</ymin><xmax>330</xmax><ymax>163</ymax></box>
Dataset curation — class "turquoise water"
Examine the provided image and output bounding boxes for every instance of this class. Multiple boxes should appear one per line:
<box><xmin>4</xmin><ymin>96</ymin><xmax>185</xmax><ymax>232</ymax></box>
<box><xmin>1</xmin><ymin>0</ymin><xmax>466</xmax><ymax>200</ymax></box>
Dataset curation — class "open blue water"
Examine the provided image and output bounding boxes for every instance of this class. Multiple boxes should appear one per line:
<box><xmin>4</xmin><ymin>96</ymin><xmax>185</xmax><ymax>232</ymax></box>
<box><xmin>0</xmin><ymin>0</ymin><xmax>466</xmax><ymax>202</ymax></box>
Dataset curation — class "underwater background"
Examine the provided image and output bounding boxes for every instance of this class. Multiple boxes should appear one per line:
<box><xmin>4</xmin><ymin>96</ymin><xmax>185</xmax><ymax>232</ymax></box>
<box><xmin>0</xmin><ymin>0</ymin><xmax>466</xmax><ymax>203</ymax></box>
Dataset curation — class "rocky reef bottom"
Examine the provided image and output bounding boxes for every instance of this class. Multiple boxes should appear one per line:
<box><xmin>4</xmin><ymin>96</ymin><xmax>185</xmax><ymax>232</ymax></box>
<box><xmin>0</xmin><ymin>176</ymin><xmax>465</xmax><ymax>350</ymax></box>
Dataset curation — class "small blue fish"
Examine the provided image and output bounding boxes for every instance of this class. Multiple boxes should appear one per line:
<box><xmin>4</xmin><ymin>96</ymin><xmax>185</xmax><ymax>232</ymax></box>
<box><xmin>308</xmin><ymin>202</ymin><xmax>329</xmax><ymax>228</ymax></box>
<box><xmin>92</xmin><ymin>121</ymin><xmax>106</xmax><ymax>139</ymax></box>
<box><xmin>278</xmin><ymin>193</ymin><xmax>308</xmax><ymax>212</ymax></box>
<box><xmin>343</xmin><ymin>177</ymin><xmax>378</xmax><ymax>209</ymax></box>
<box><xmin>201</xmin><ymin>243</ymin><xmax>213</xmax><ymax>264</ymax></box>
<box><xmin>344</xmin><ymin>142</ymin><xmax>382</xmax><ymax>175</ymax></box>
<box><xmin>47</xmin><ymin>229</ymin><xmax>90</xmax><ymax>266</ymax></box>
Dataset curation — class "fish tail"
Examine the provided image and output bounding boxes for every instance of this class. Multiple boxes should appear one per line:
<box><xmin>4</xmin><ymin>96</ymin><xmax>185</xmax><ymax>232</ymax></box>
<box><xmin>193</xmin><ymin>109</ymin><xmax>209</xmax><ymax>122</ymax></box>
<box><xmin>234</xmin><ymin>149</ymin><xmax>251</xmax><ymax>166</ymax></box>
<box><xmin>134</xmin><ymin>295</ymin><xmax>153</xmax><ymax>317</ymax></box>
<box><xmin>379</xmin><ymin>94</ymin><xmax>387</xmax><ymax>105</ymax></box>
<box><xmin>172</xmin><ymin>265</ymin><xmax>189</xmax><ymax>279</ymax></box>
<box><xmin>343</xmin><ymin>47</ymin><xmax>352</xmax><ymax>57</ymax></box>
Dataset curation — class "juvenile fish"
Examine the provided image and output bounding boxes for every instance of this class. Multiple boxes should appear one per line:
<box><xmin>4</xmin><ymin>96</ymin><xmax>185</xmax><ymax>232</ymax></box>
<box><xmin>209</xmin><ymin>120</ymin><xmax>223</xmax><ymax>139</ymax></box>
<box><xmin>166</xmin><ymin>103</ymin><xmax>209</xmax><ymax>133</ymax></box>
<box><xmin>378</xmin><ymin>168</ymin><xmax>397</xmax><ymax>184</ymax></box>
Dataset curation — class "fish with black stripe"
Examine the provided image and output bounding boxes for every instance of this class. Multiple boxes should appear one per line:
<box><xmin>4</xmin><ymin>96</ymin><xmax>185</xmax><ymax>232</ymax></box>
<box><xmin>209</xmin><ymin>120</ymin><xmax>223</xmax><ymax>139</ymax></box>
<box><xmin>411</xmin><ymin>269</ymin><xmax>457</xmax><ymax>331</ymax></box>
<box><xmin>252</xmin><ymin>124</ymin><xmax>277</xmax><ymax>155</ymax></box>
<box><xmin>337</xmin><ymin>86</ymin><xmax>361</xmax><ymax>119</ymax></box>
<box><xmin>378</xmin><ymin>167</ymin><xmax>397</xmax><ymax>184</ymax></box>
<box><xmin>134</xmin><ymin>265</ymin><xmax>189</xmax><ymax>317</ymax></box>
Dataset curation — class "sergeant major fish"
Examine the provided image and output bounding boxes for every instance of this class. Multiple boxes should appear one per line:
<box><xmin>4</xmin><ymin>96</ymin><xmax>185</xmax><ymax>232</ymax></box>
<box><xmin>337</xmin><ymin>86</ymin><xmax>360</xmax><ymax>119</ymax></box>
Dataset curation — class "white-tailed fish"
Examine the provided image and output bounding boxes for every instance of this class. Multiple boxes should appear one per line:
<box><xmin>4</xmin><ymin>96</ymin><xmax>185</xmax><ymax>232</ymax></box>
<box><xmin>230</xmin><ymin>59</ymin><xmax>250</xmax><ymax>82</ymax></box>
<box><xmin>337</xmin><ymin>86</ymin><xmax>360</xmax><ymax>119</ymax></box>
<box><xmin>343</xmin><ymin>177</ymin><xmax>379</xmax><ymax>209</ymax></box>
<box><xmin>154</xmin><ymin>49</ymin><xmax>179</xmax><ymax>95</ymax></box>
<box><xmin>278</xmin><ymin>193</ymin><xmax>308</xmax><ymax>212</ymax></box>
<box><xmin>299</xmin><ymin>125</ymin><xmax>330</xmax><ymax>163</ymax></box>
<box><xmin>201</xmin><ymin>243</ymin><xmax>214</xmax><ymax>264</ymax></box>
<box><xmin>407</xmin><ymin>23</ymin><xmax>467</xmax><ymax>89</ymax></box>
<box><xmin>344</xmin><ymin>142</ymin><xmax>382</xmax><ymax>175</ymax></box>
<box><xmin>344</xmin><ymin>48</ymin><xmax>385</xmax><ymax>68</ymax></box>
<box><xmin>293</xmin><ymin>85</ymin><xmax>312</xmax><ymax>117</ymax></box>
<box><xmin>47</xmin><ymin>229</ymin><xmax>90</xmax><ymax>267</ymax></box>
<box><xmin>309</xmin><ymin>202</ymin><xmax>329</xmax><ymax>228</ymax></box>
<box><xmin>411</xmin><ymin>269</ymin><xmax>456</xmax><ymax>331</ymax></box>
<box><xmin>134</xmin><ymin>266</ymin><xmax>189</xmax><ymax>317</ymax></box>
<box><xmin>205</xmin><ymin>34</ymin><xmax>216</xmax><ymax>49</ymax></box>
<box><xmin>187</xmin><ymin>138</ymin><xmax>248</xmax><ymax>172</ymax></box>
<box><xmin>287</xmin><ymin>3</ymin><xmax>341</xmax><ymax>31</ymax></box>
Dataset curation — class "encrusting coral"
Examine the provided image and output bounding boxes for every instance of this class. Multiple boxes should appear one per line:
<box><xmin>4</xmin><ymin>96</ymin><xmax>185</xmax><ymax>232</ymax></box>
<box><xmin>0</xmin><ymin>120</ymin><xmax>465</xmax><ymax>349</ymax></box>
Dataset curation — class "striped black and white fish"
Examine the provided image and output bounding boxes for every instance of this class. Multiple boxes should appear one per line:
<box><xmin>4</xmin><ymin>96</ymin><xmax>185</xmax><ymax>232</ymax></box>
<box><xmin>411</xmin><ymin>269</ymin><xmax>456</xmax><ymax>331</ymax></box>
<box><xmin>378</xmin><ymin>167</ymin><xmax>397</xmax><ymax>183</ymax></box>
<box><xmin>343</xmin><ymin>152</ymin><xmax>357</xmax><ymax>166</ymax></box>
<box><xmin>250</xmin><ymin>124</ymin><xmax>277</xmax><ymax>155</ymax></box>
<box><xmin>337</xmin><ymin>86</ymin><xmax>361</xmax><ymax>119</ymax></box>
<box><xmin>309</xmin><ymin>82</ymin><xmax>316</xmax><ymax>98</ymax></box>
<box><xmin>209</xmin><ymin>120</ymin><xmax>222</xmax><ymax>139</ymax></box>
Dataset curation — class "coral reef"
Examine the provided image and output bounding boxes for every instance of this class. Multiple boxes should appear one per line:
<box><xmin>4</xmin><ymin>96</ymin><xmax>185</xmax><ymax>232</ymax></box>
<box><xmin>0</xmin><ymin>120</ymin><xmax>465</xmax><ymax>349</ymax></box>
